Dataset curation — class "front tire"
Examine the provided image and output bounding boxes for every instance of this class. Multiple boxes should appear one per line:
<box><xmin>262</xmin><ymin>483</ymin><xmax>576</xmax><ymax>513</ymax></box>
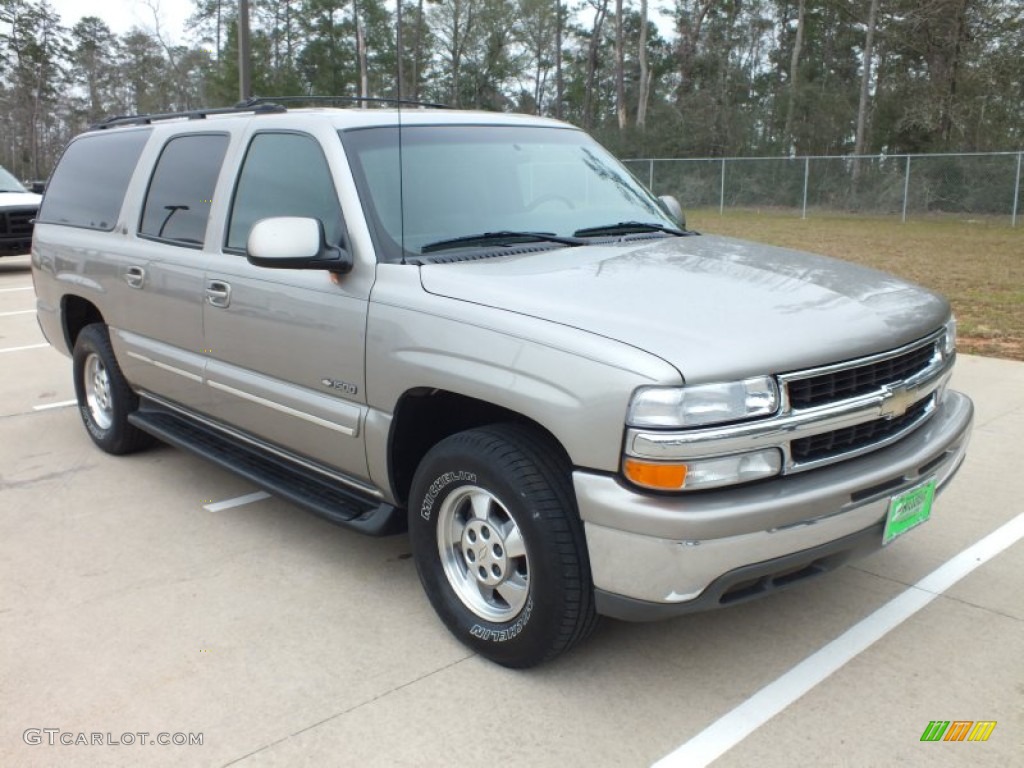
<box><xmin>72</xmin><ymin>324</ymin><xmax>153</xmax><ymax>455</ymax></box>
<box><xmin>409</xmin><ymin>424</ymin><xmax>597</xmax><ymax>667</ymax></box>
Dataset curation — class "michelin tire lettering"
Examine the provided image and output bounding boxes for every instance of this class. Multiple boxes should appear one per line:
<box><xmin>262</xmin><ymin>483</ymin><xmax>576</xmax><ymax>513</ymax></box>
<box><xmin>420</xmin><ymin>471</ymin><xmax>477</xmax><ymax>520</ymax></box>
<box><xmin>470</xmin><ymin>598</ymin><xmax>534</xmax><ymax>642</ymax></box>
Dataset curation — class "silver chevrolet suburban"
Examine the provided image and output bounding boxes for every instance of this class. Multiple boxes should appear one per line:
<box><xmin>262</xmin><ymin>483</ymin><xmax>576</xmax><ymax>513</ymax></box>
<box><xmin>31</xmin><ymin>101</ymin><xmax>973</xmax><ymax>667</ymax></box>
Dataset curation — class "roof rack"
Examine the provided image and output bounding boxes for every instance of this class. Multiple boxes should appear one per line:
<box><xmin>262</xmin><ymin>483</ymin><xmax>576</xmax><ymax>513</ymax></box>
<box><xmin>237</xmin><ymin>95</ymin><xmax>451</xmax><ymax>110</ymax></box>
<box><xmin>88</xmin><ymin>94</ymin><xmax>450</xmax><ymax>131</ymax></box>
<box><xmin>90</xmin><ymin>102</ymin><xmax>286</xmax><ymax>130</ymax></box>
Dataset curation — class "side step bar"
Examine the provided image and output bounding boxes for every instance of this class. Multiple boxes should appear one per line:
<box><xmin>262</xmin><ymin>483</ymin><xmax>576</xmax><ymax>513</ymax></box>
<box><xmin>128</xmin><ymin>404</ymin><xmax>403</xmax><ymax>536</ymax></box>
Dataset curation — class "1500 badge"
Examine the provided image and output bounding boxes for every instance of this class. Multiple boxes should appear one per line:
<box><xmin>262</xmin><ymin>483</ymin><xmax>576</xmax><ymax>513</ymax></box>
<box><xmin>321</xmin><ymin>378</ymin><xmax>358</xmax><ymax>395</ymax></box>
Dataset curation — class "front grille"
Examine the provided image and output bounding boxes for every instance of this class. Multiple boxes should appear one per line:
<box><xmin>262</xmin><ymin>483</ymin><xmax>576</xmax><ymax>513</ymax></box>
<box><xmin>1</xmin><ymin>207</ymin><xmax>37</xmax><ymax>238</ymax></box>
<box><xmin>791</xmin><ymin>396</ymin><xmax>933</xmax><ymax>463</ymax></box>
<box><xmin>787</xmin><ymin>342</ymin><xmax>936</xmax><ymax>409</ymax></box>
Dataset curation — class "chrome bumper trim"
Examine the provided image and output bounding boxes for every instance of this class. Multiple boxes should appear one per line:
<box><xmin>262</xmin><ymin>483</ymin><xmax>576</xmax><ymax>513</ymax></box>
<box><xmin>582</xmin><ymin>390</ymin><xmax>972</xmax><ymax>606</ymax></box>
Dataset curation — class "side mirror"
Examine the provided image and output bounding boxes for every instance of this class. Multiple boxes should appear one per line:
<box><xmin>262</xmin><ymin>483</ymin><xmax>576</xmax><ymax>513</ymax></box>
<box><xmin>658</xmin><ymin>195</ymin><xmax>686</xmax><ymax>230</ymax></box>
<box><xmin>246</xmin><ymin>217</ymin><xmax>353</xmax><ymax>273</ymax></box>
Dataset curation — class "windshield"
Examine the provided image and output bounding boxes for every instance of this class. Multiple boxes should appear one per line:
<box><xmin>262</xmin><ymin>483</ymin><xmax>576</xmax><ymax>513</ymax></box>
<box><xmin>341</xmin><ymin>125</ymin><xmax>677</xmax><ymax>261</ymax></box>
<box><xmin>0</xmin><ymin>165</ymin><xmax>26</xmax><ymax>192</ymax></box>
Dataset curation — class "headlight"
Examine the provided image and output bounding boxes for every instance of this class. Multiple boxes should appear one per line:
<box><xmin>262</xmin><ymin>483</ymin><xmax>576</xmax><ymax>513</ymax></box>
<box><xmin>942</xmin><ymin>315</ymin><xmax>957</xmax><ymax>357</ymax></box>
<box><xmin>624</xmin><ymin>449</ymin><xmax>783</xmax><ymax>491</ymax></box>
<box><xmin>627</xmin><ymin>376</ymin><xmax>779</xmax><ymax>428</ymax></box>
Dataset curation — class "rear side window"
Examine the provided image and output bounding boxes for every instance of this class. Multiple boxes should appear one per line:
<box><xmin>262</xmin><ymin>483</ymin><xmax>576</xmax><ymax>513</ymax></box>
<box><xmin>139</xmin><ymin>134</ymin><xmax>230</xmax><ymax>247</ymax></box>
<box><xmin>226</xmin><ymin>132</ymin><xmax>343</xmax><ymax>251</ymax></box>
<box><xmin>37</xmin><ymin>129</ymin><xmax>150</xmax><ymax>230</ymax></box>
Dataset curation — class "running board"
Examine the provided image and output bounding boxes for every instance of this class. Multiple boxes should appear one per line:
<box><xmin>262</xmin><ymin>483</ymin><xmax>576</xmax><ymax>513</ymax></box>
<box><xmin>128</xmin><ymin>405</ymin><xmax>402</xmax><ymax>536</ymax></box>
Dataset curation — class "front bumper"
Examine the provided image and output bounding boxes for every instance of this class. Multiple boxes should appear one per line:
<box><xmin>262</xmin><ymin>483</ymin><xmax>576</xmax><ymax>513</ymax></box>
<box><xmin>1</xmin><ymin>236</ymin><xmax>32</xmax><ymax>256</ymax></box>
<box><xmin>577</xmin><ymin>390</ymin><xmax>973</xmax><ymax>621</ymax></box>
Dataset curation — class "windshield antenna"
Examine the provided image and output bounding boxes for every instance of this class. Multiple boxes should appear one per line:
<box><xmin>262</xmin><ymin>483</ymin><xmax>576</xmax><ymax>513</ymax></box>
<box><xmin>396</xmin><ymin>0</ymin><xmax>407</xmax><ymax>265</ymax></box>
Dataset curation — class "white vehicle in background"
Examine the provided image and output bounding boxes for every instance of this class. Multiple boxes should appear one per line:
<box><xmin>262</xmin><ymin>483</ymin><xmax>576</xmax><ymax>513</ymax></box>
<box><xmin>0</xmin><ymin>164</ymin><xmax>41</xmax><ymax>258</ymax></box>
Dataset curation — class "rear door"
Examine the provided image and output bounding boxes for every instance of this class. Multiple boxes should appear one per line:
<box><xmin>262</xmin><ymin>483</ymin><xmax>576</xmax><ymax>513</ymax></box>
<box><xmin>113</xmin><ymin>132</ymin><xmax>231</xmax><ymax>409</ymax></box>
<box><xmin>201</xmin><ymin>129</ymin><xmax>372</xmax><ymax>480</ymax></box>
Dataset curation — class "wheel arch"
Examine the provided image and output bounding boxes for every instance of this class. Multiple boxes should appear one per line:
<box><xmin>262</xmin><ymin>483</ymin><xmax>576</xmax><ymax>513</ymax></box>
<box><xmin>62</xmin><ymin>294</ymin><xmax>105</xmax><ymax>353</ymax></box>
<box><xmin>387</xmin><ymin>388</ymin><xmax>571</xmax><ymax>508</ymax></box>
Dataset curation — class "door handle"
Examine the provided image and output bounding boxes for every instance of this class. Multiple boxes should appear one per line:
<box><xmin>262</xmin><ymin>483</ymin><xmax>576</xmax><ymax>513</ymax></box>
<box><xmin>124</xmin><ymin>266</ymin><xmax>146</xmax><ymax>289</ymax></box>
<box><xmin>206</xmin><ymin>280</ymin><xmax>232</xmax><ymax>308</ymax></box>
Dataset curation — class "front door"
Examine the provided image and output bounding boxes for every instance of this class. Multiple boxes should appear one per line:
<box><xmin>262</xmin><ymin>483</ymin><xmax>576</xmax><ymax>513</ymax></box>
<box><xmin>201</xmin><ymin>130</ymin><xmax>371</xmax><ymax>481</ymax></box>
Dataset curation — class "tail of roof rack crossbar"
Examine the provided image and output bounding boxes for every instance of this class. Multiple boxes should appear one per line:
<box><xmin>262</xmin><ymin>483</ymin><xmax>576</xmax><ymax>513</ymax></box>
<box><xmin>238</xmin><ymin>95</ymin><xmax>452</xmax><ymax>110</ymax></box>
<box><xmin>90</xmin><ymin>95</ymin><xmax>451</xmax><ymax>131</ymax></box>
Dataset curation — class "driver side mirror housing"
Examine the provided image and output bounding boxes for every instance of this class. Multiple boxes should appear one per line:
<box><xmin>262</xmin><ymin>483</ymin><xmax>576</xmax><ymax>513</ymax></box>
<box><xmin>246</xmin><ymin>217</ymin><xmax>353</xmax><ymax>274</ymax></box>
<box><xmin>658</xmin><ymin>195</ymin><xmax>686</xmax><ymax>230</ymax></box>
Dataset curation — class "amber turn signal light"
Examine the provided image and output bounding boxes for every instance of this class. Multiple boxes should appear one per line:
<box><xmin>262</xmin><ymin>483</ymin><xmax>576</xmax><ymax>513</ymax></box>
<box><xmin>623</xmin><ymin>458</ymin><xmax>688</xmax><ymax>490</ymax></box>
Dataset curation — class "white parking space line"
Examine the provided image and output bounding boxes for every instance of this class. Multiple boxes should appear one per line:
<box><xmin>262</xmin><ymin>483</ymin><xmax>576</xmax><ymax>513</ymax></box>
<box><xmin>0</xmin><ymin>343</ymin><xmax>48</xmax><ymax>354</ymax></box>
<box><xmin>0</xmin><ymin>309</ymin><xmax>35</xmax><ymax>317</ymax></box>
<box><xmin>654</xmin><ymin>511</ymin><xmax>1024</xmax><ymax>768</ymax></box>
<box><xmin>32</xmin><ymin>400</ymin><xmax>78</xmax><ymax>411</ymax></box>
<box><xmin>203</xmin><ymin>491</ymin><xmax>272</xmax><ymax>512</ymax></box>
<box><xmin>0</xmin><ymin>286</ymin><xmax>33</xmax><ymax>293</ymax></box>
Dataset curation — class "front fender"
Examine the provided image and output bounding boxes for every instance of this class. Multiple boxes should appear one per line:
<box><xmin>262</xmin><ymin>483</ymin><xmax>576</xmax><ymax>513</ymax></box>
<box><xmin>365</xmin><ymin>265</ymin><xmax>681</xmax><ymax>482</ymax></box>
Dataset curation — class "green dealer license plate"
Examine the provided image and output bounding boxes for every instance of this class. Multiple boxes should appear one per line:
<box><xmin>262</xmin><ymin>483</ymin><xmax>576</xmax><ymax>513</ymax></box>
<box><xmin>883</xmin><ymin>477</ymin><xmax>936</xmax><ymax>545</ymax></box>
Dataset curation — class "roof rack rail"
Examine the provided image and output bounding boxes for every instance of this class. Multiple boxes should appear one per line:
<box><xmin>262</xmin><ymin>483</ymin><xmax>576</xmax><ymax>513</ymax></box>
<box><xmin>88</xmin><ymin>95</ymin><xmax>450</xmax><ymax>131</ymax></box>
<box><xmin>90</xmin><ymin>102</ymin><xmax>287</xmax><ymax>130</ymax></box>
<box><xmin>236</xmin><ymin>95</ymin><xmax>451</xmax><ymax>110</ymax></box>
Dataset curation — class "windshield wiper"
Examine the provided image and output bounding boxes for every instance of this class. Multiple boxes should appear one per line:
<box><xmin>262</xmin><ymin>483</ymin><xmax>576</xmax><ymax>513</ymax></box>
<box><xmin>573</xmin><ymin>221</ymin><xmax>688</xmax><ymax>238</ymax></box>
<box><xmin>421</xmin><ymin>230</ymin><xmax>585</xmax><ymax>254</ymax></box>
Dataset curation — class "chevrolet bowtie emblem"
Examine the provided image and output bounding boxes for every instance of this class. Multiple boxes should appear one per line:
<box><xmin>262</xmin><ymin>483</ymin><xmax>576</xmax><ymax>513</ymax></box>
<box><xmin>880</xmin><ymin>383</ymin><xmax>917</xmax><ymax>419</ymax></box>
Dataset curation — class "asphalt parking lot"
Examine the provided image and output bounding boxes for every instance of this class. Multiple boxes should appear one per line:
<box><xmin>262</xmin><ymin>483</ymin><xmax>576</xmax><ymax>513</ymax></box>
<box><xmin>2</xmin><ymin>252</ymin><xmax>1022</xmax><ymax>767</ymax></box>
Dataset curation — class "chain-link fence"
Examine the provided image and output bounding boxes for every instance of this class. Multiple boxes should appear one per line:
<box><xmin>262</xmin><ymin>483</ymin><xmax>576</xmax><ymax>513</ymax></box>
<box><xmin>622</xmin><ymin>152</ymin><xmax>1024</xmax><ymax>226</ymax></box>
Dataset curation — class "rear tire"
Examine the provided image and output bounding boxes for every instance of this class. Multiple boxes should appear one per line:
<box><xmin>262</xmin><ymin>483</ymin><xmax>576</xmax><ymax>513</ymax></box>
<box><xmin>72</xmin><ymin>324</ymin><xmax>153</xmax><ymax>455</ymax></box>
<box><xmin>409</xmin><ymin>423</ymin><xmax>598</xmax><ymax>668</ymax></box>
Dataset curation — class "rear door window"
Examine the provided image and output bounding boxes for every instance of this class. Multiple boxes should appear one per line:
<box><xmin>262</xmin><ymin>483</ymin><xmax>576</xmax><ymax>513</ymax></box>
<box><xmin>37</xmin><ymin>129</ymin><xmax>151</xmax><ymax>231</ymax></box>
<box><xmin>139</xmin><ymin>134</ymin><xmax>230</xmax><ymax>247</ymax></box>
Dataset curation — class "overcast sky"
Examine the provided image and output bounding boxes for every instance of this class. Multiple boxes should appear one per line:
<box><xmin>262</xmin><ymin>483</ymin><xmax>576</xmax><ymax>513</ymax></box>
<box><xmin>46</xmin><ymin>0</ymin><xmax>677</xmax><ymax>47</ymax></box>
<box><xmin>48</xmin><ymin>0</ymin><xmax>193</xmax><ymax>41</ymax></box>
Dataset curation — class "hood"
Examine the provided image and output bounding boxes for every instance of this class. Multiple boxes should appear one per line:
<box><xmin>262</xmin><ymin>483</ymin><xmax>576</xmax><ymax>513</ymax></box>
<box><xmin>418</xmin><ymin>235</ymin><xmax>949</xmax><ymax>383</ymax></box>
<box><xmin>0</xmin><ymin>191</ymin><xmax>42</xmax><ymax>207</ymax></box>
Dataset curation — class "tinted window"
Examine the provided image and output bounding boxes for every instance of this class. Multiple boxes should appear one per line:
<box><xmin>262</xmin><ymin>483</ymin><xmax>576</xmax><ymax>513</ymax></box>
<box><xmin>341</xmin><ymin>125</ymin><xmax>671</xmax><ymax>261</ymax></box>
<box><xmin>139</xmin><ymin>134</ymin><xmax>229</xmax><ymax>246</ymax></box>
<box><xmin>37</xmin><ymin>129</ymin><xmax>150</xmax><ymax>230</ymax></box>
<box><xmin>227</xmin><ymin>133</ymin><xmax>343</xmax><ymax>251</ymax></box>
